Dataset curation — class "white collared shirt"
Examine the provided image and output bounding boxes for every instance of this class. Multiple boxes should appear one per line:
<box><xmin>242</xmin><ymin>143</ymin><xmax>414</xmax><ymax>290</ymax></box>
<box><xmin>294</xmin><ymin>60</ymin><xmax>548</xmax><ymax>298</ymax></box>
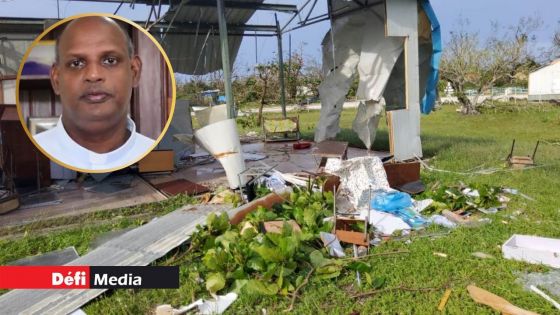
<box><xmin>34</xmin><ymin>116</ymin><xmax>155</xmax><ymax>171</ymax></box>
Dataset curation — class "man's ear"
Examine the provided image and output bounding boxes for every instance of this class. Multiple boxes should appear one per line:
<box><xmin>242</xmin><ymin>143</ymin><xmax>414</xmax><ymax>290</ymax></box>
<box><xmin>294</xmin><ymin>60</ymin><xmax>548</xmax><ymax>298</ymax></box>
<box><xmin>131</xmin><ymin>56</ymin><xmax>142</xmax><ymax>87</ymax></box>
<box><xmin>50</xmin><ymin>64</ymin><xmax>60</xmax><ymax>95</ymax></box>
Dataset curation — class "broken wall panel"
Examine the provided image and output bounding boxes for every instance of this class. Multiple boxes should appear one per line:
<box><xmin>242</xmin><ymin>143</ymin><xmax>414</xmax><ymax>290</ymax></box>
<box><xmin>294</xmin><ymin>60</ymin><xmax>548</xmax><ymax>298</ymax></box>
<box><xmin>386</xmin><ymin>0</ymin><xmax>423</xmax><ymax>161</ymax></box>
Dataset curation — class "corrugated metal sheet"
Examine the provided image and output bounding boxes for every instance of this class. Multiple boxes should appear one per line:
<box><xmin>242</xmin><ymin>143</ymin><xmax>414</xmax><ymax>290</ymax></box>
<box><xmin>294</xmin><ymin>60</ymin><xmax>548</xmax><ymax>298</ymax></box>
<box><xmin>0</xmin><ymin>204</ymin><xmax>229</xmax><ymax>315</ymax></box>
<box><xmin>155</xmin><ymin>0</ymin><xmax>263</xmax><ymax>75</ymax></box>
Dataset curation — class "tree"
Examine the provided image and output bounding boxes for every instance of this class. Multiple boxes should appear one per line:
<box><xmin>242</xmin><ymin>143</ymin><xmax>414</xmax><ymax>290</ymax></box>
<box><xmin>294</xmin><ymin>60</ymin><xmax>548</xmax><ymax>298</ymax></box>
<box><xmin>553</xmin><ymin>23</ymin><xmax>560</xmax><ymax>59</ymax></box>
<box><xmin>440</xmin><ymin>17</ymin><xmax>541</xmax><ymax>114</ymax></box>
<box><xmin>255</xmin><ymin>61</ymin><xmax>278</xmax><ymax>125</ymax></box>
<box><xmin>285</xmin><ymin>53</ymin><xmax>304</xmax><ymax>102</ymax></box>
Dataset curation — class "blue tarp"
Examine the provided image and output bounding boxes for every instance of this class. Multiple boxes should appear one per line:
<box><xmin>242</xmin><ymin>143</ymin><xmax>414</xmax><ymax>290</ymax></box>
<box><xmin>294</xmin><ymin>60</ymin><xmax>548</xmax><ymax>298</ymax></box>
<box><xmin>420</xmin><ymin>0</ymin><xmax>442</xmax><ymax>114</ymax></box>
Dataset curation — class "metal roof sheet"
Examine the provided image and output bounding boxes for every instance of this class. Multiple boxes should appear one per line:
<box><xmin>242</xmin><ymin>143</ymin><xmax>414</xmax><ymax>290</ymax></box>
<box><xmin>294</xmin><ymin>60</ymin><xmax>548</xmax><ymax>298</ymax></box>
<box><xmin>156</xmin><ymin>0</ymin><xmax>264</xmax><ymax>75</ymax></box>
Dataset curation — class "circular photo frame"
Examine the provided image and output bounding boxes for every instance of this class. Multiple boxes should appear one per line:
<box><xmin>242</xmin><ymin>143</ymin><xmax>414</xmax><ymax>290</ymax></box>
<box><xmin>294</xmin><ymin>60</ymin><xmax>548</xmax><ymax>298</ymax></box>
<box><xmin>16</xmin><ymin>13</ymin><xmax>176</xmax><ymax>173</ymax></box>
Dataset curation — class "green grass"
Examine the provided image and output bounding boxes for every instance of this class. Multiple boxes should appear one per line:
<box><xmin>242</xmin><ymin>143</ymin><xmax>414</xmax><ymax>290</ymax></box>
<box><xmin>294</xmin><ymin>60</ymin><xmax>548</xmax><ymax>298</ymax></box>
<box><xmin>2</xmin><ymin>103</ymin><xmax>560</xmax><ymax>314</ymax></box>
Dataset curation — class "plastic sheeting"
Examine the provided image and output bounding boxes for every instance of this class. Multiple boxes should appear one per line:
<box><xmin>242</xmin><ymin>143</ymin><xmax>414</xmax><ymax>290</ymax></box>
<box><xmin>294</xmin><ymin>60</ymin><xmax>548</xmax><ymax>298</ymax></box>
<box><xmin>352</xmin><ymin>100</ymin><xmax>384</xmax><ymax>150</ymax></box>
<box><xmin>314</xmin><ymin>3</ymin><xmax>403</xmax><ymax>143</ymax></box>
<box><xmin>420</xmin><ymin>0</ymin><xmax>442</xmax><ymax>114</ymax></box>
<box><xmin>315</xmin><ymin>0</ymin><xmax>439</xmax><ymax>152</ymax></box>
<box><xmin>517</xmin><ymin>270</ymin><xmax>560</xmax><ymax>299</ymax></box>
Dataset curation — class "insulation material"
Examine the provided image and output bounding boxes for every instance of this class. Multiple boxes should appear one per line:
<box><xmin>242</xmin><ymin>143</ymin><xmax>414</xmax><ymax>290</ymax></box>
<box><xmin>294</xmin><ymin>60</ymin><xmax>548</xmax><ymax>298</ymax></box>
<box><xmin>352</xmin><ymin>100</ymin><xmax>384</xmax><ymax>150</ymax></box>
<box><xmin>325</xmin><ymin>156</ymin><xmax>390</xmax><ymax>209</ymax></box>
<box><xmin>194</xmin><ymin>119</ymin><xmax>247</xmax><ymax>189</ymax></box>
<box><xmin>315</xmin><ymin>4</ymin><xmax>403</xmax><ymax>143</ymax></box>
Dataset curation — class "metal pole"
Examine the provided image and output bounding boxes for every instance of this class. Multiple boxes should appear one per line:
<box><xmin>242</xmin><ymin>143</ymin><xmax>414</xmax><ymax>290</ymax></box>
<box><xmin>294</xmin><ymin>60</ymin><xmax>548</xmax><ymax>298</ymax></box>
<box><xmin>288</xmin><ymin>33</ymin><xmax>291</xmax><ymax>104</ymax></box>
<box><xmin>217</xmin><ymin>0</ymin><xmax>235</xmax><ymax>119</ymax></box>
<box><xmin>275</xmin><ymin>14</ymin><xmax>287</xmax><ymax>118</ymax></box>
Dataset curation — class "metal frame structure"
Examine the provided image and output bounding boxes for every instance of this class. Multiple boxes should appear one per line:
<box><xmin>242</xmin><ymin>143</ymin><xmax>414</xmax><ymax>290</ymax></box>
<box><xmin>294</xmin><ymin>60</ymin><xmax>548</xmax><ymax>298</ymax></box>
<box><xmin>1</xmin><ymin>0</ymin><xmax>387</xmax><ymax>119</ymax></box>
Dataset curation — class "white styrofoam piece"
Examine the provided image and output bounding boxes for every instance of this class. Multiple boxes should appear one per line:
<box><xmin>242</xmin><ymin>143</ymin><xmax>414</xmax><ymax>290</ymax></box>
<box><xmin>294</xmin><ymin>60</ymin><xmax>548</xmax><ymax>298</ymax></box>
<box><xmin>502</xmin><ymin>234</ymin><xmax>560</xmax><ymax>268</ymax></box>
<box><xmin>194</xmin><ymin>119</ymin><xmax>247</xmax><ymax>189</ymax></box>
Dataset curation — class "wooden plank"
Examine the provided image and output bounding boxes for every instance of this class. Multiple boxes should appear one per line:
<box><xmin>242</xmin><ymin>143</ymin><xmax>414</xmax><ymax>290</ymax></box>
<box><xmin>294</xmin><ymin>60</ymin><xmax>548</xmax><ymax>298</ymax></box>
<box><xmin>385</xmin><ymin>0</ymin><xmax>423</xmax><ymax>161</ymax></box>
<box><xmin>0</xmin><ymin>204</ymin><xmax>229</xmax><ymax>315</ymax></box>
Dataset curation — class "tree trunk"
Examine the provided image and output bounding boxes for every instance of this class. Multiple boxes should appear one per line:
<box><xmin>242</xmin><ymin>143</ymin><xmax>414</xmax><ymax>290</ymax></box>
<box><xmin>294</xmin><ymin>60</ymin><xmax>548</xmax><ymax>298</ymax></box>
<box><xmin>257</xmin><ymin>82</ymin><xmax>268</xmax><ymax>126</ymax></box>
<box><xmin>451</xmin><ymin>82</ymin><xmax>478</xmax><ymax>115</ymax></box>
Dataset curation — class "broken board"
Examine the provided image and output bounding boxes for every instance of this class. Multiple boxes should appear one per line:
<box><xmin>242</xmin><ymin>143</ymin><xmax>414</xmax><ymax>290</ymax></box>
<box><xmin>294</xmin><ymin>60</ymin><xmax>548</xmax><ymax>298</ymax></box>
<box><xmin>0</xmin><ymin>204</ymin><xmax>228</xmax><ymax>315</ymax></box>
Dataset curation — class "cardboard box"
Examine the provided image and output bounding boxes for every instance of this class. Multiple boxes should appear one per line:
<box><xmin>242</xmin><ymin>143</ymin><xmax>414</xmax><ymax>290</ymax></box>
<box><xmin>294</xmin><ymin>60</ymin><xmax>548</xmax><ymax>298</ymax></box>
<box><xmin>502</xmin><ymin>234</ymin><xmax>560</xmax><ymax>268</ymax></box>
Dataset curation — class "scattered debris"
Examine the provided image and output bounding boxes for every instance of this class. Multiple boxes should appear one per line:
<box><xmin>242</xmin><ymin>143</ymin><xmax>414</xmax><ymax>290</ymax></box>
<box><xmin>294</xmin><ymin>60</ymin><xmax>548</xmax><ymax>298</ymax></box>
<box><xmin>502</xmin><ymin>234</ymin><xmax>560</xmax><ymax>268</ymax></box>
<box><xmin>313</xmin><ymin>140</ymin><xmax>348</xmax><ymax>167</ymax></box>
<box><xmin>243</xmin><ymin>153</ymin><xmax>267</xmax><ymax>161</ymax></box>
<box><xmin>502</xmin><ymin>188</ymin><xmax>535</xmax><ymax>201</ymax></box>
<box><xmin>156</xmin><ymin>292</ymin><xmax>238</xmax><ymax>315</ymax></box>
<box><xmin>517</xmin><ymin>270</ymin><xmax>560</xmax><ymax>301</ymax></box>
<box><xmin>0</xmin><ymin>204</ymin><xmax>229</xmax><ymax>314</ymax></box>
<box><xmin>433</xmin><ymin>252</ymin><xmax>448</xmax><ymax>258</ymax></box>
<box><xmin>467</xmin><ymin>284</ymin><xmax>539</xmax><ymax>315</ymax></box>
<box><xmin>292</xmin><ymin>141</ymin><xmax>311</xmax><ymax>150</ymax></box>
<box><xmin>506</xmin><ymin>139</ymin><xmax>539</xmax><ymax>169</ymax></box>
<box><xmin>361</xmin><ymin>209</ymin><xmax>410</xmax><ymax>236</ymax></box>
<box><xmin>324</xmin><ymin>156</ymin><xmax>389</xmax><ymax>209</ymax></box>
<box><xmin>383</xmin><ymin>161</ymin><xmax>424</xmax><ymax>194</ymax></box>
<box><xmin>529</xmin><ymin>285</ymin><xmax>560</xmax><ymax>311</ymax></box>
<box><xmin>438</xmin><ymin>288</ymin><xmax>452</xmax><ymax>311</ymax></box>
<box><xmin>335</xmin><ymin>216</ymin><xmax>369</xmax><ymax>246</ymax></box>
<box><xmin>195</xmin><ymin>119</ymin><xmax>247</xmax><ymax>189</ymax></box>
<box><xmin>370</xmin><ymin>191</ymin><xmax>427</xmax><ymax>229</ymax></box>
<box><xmin>428</xmin><ymin>215</ymin><xmax>457</xmax><ymax>229</ymax></box>
<box><xmin>320</xmin><ymin>232</ymin><xmax>346</xmax><ymax>257</ymax></box>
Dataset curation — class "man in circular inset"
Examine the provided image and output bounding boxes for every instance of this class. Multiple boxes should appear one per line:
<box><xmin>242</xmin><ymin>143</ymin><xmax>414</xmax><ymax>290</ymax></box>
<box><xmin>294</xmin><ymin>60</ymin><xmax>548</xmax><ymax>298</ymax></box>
<box><xmin>34</xmin><ymin>16</ymin><xmax>155</xmax><ymax>171</ymax></box>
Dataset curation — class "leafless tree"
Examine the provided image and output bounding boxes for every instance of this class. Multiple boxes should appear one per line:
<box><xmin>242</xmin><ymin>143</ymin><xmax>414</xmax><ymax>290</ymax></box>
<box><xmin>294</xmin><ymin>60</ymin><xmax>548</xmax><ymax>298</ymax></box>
<box><xmin>440</xmin><ymin>17</ymin><xmax>541</xmax><ymax>114</ymax></box>
<box><xmin>255</xmin><ymin>62</ymin><xmax>278</xmax><ymax>125</ymax></box>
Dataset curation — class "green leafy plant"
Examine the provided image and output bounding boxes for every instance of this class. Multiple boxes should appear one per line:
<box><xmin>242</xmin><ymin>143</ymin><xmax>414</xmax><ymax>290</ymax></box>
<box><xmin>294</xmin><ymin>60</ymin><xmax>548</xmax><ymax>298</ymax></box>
<box><xmin>184</xmin><ymin>185</ymin><xmax>367</xmax><ymax>297</ymax></box>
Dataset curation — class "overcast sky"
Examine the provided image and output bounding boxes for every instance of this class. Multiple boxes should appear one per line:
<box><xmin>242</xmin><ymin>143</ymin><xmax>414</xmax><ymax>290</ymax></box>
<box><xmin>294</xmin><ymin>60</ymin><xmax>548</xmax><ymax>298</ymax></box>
<box><xmin>1</xmin><ymin>0</ymin><xmax>558</xmax><ymax>75</ymax></box>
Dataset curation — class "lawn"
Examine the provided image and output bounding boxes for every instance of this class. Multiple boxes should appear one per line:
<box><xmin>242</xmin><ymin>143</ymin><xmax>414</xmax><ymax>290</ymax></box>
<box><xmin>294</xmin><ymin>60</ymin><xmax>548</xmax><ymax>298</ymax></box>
<box><xmin>1</xmin><ymin>103</ymin><xmax>559</xmax><ymax>314</ymax></box>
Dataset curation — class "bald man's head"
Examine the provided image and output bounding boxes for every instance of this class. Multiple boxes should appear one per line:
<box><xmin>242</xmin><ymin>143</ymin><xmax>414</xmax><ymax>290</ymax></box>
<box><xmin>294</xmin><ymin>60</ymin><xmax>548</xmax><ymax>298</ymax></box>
<box><xmin>55</xmin><ymin>16</ymin><xmax>134</xmax><ymax>63</ymax></box>
<box><xmin>49</xmin><ymin>15</ymin><xmax>142</xmax><ymax>153</ymax></box>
